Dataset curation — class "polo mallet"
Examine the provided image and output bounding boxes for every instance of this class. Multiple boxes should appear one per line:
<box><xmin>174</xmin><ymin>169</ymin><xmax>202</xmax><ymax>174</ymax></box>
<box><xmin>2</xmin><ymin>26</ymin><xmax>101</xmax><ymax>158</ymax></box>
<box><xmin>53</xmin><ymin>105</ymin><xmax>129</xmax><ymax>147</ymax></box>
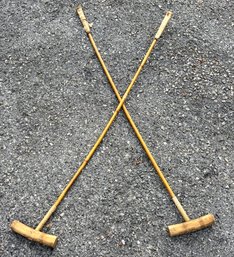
<box><xmin>10</xmin><ymin>9</ymin><xmax>171</xmax><ymax>247</ymax></box>
<box><xmin>77</xmin><ymin>5</ymin><xmax>215</xmax><ymax>237</ymax></box>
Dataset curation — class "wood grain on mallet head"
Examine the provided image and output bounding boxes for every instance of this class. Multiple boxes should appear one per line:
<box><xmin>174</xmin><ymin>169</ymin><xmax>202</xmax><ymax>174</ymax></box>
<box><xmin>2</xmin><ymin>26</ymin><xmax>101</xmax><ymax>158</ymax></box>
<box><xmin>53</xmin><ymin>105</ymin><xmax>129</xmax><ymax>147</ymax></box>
<box><xmin>168</xmin><ymin>214</ymin><xmax>215</xmax><ymax>237</ymax></box>
<box><xmin>10</xmin><ymin>220</ymin><xmax>58</xmax><ymax>248</ymax></box>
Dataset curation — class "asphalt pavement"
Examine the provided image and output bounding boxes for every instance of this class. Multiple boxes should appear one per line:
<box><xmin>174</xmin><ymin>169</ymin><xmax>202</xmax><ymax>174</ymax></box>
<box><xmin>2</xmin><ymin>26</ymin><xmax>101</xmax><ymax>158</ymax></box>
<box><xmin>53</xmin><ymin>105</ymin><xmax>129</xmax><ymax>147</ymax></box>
<box><xmin>0</xmin><ymin>0</ymin><xmax>233</xmax><ymax>256</ymax></box>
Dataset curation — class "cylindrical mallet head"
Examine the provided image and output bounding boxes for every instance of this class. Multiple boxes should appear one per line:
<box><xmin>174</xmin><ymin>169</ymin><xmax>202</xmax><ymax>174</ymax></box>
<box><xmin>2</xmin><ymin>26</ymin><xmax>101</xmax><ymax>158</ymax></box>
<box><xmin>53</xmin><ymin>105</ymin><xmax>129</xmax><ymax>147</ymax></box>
<box><xmin>168</xmin><ymin>213</ymin><xmax>215</xmax><ymax>237</ymax></box>
<box><xmin>10</xmin><ymin>220</ymin><xmax>58</xmax><ymax>248</ymax></box>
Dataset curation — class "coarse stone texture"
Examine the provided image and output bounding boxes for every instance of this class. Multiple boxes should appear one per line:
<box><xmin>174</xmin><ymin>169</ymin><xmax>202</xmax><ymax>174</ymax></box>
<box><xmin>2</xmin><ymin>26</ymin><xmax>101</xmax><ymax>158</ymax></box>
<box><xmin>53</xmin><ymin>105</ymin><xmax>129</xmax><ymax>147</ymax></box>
<box><xmin>0</xmin><ymin>0</ymin><xmax>233</xmax><ymax>256</ymax></box>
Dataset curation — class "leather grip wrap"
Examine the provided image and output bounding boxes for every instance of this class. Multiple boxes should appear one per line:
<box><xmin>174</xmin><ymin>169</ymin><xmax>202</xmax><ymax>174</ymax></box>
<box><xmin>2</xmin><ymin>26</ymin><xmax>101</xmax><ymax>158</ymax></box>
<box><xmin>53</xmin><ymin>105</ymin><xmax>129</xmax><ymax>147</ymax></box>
<box><xmin>155</xmin><ymin>11</ymin><xmax>172</xmax><ymax>39</ymax></box>
<box><xmin>77</xmin><ymin>4</ymin><xmax>91</xmax><ymax>33</ymax></box>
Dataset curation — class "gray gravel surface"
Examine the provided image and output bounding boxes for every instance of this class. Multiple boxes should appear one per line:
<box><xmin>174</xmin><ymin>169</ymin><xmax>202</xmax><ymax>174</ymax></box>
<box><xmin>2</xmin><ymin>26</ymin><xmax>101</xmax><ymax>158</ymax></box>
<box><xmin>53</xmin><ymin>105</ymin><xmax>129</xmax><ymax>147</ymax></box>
<box><xmin>1</xmin><ymin>0</ymin><xmax>233</xmax><ymax>256</ymax></box>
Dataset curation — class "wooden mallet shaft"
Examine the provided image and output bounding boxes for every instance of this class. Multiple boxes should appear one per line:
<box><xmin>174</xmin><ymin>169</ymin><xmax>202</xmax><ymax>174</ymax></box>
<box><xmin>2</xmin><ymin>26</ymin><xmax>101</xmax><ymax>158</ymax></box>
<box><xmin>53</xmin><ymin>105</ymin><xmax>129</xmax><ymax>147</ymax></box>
<box><xmin>77</xmin><ymin>5</ymin><xmax>215</xmax><ymax>236</ymax></box>
<box><xmin>10</xmin><ymin>8</ymin><xmax>171</xmax><ymax>247</ymax></box>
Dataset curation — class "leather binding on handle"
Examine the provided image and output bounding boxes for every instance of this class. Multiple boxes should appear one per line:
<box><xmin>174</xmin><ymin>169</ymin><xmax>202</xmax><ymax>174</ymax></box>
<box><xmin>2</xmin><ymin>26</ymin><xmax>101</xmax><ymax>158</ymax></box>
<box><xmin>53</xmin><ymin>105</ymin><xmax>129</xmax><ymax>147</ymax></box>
<box><xmin>77</xmin><ymin>4</ymin><xmax>91</xmax><ymax>33</ymax></box>
<box><xmin>155</xmin><ymin>11</ymin><xmax>172</xmax><ymax>39</ymax></box>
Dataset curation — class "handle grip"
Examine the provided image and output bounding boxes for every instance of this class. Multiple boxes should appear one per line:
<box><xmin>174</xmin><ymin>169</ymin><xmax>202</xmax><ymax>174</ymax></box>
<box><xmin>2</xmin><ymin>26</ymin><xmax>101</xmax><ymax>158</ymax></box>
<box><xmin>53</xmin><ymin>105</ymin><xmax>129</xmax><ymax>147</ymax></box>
<box><xmin>77</xmin><ymin>4</ymin><xmax>91</xmax><ymax>33</ymax></box>
<box><xmin>155</xmin><ymin>11</ymin><xmax>172</xmax><ymax>39</ymax></box>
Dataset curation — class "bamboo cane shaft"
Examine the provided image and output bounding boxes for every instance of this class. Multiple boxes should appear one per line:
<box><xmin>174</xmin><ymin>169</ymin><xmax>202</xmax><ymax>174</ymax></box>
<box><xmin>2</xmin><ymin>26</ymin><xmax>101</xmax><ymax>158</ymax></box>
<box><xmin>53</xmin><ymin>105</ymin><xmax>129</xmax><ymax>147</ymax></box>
<box><xmin>88</xmin><ymin>34</ymin><xmax>174</xmax><ymax>197</ymax></box>
<box><xmin>88</xmin><ymin>34</ymin><xmax>191</xmax><ymax>222</ymax></box>
<box><xmin>81</xmin><ymin>8</ymin><xmax>190</xmax><ymax>222</ymax></box>
<box><xmin>36</xmin><ymin>26</ymin><xmax>160</xmax><ymax>230</ymax></box>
